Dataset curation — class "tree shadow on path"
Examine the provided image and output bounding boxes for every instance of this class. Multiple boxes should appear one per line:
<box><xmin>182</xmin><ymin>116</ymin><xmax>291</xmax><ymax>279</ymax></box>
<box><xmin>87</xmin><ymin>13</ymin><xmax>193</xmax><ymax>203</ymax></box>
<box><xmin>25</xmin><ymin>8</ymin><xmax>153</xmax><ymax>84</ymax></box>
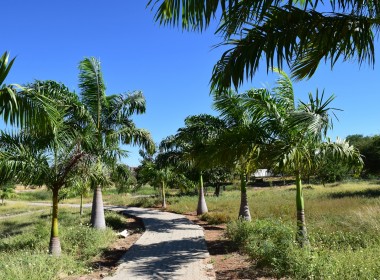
<box><xmin>118</xmin><ymin>237</ymin><xmax>208</xmax><ymax>279</ymax></box>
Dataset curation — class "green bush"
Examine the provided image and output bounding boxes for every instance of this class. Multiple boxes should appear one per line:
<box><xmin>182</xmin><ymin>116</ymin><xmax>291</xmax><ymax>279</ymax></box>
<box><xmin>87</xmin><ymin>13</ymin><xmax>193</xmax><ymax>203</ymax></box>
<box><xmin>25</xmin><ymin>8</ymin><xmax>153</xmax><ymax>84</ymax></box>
<box><xmin>226</xmin><ymin>219</ymin><xmax>380</xmax><ymax>279</ymax></box>
<box><xmin>227</xmin><ymin>219</ymin><xmax>295</xmax><ymax>271</ymax></box>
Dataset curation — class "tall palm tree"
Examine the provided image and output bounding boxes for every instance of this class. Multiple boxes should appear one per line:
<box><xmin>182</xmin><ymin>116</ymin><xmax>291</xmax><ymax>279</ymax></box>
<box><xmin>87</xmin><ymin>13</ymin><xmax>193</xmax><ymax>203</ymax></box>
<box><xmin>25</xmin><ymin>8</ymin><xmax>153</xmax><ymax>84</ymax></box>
<box><xmin>78</xmin><ymin>57</ymin><xmax>154</xmax><ymax>229</ymax></box>
<box><xmin>247</xmin><ymin>71</ymin><xmax>363</xmax><ymax>246</ymax></box>
<box><xmin>148</xmin><ymin>1</ymin><xmax>379</xmax><ymax>90</ymax></box>
<box><xmin>0</xmin><ymin>80</ymin><xmax>88</xmax><ymax>256</ymax></box>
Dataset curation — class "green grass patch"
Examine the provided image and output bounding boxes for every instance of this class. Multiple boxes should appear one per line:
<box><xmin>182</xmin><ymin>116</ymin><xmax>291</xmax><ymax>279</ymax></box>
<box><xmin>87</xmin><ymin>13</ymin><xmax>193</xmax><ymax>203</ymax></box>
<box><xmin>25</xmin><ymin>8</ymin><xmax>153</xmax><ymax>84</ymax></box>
<box><xmin>101</xmin><ymin>179</ymin><xmax>380</xmax><ymax>278</ymax></box>
<box><xmin>14</xmin><ymin>189</ymin><xmax>51</xmax><ymax>201</ymax></box>
<box><xmin>0</xmin><ymin>207</ymin><xmax>120</xmax><ymax>280</ymax></box>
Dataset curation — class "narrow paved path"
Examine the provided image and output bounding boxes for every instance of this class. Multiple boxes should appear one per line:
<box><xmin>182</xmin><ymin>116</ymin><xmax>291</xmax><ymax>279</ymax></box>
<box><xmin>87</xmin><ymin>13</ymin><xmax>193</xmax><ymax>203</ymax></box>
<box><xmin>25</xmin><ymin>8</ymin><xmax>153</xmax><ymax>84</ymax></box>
<box><xmin>104</xmin><ymin>206</ymin><xmax>215</xmax><ymax>280</ymax></box>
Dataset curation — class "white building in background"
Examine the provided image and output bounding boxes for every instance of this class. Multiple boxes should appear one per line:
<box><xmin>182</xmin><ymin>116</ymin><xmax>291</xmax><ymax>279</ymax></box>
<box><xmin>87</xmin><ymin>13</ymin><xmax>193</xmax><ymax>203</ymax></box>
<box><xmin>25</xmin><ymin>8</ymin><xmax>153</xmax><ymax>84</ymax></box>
<box><xmin>253</xmin><ymin>169</ymin><xmax>273</xmax><ymax>177</ymax></box>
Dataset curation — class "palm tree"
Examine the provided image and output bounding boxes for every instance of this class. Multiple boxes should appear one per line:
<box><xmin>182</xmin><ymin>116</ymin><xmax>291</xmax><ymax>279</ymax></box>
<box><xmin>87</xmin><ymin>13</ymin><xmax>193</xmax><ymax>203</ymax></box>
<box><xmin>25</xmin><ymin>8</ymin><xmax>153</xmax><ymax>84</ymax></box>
<box><xmin>0</xmin><ymin>80</ymin><xmax>88</xmax><ymax>256</ymax></box>
<box><xmin>160</xmin><ymin>114</ymin><xmax>227</xmax><ymax>215</ymax></box>
<box><xmin>247</xmin><ymin>71</ymin><xmax>363</xmax><ymax>246</ymax></box>
<box><xmin>148</xmin><ymin>1</ymin><xmax>378</xmax><ymax>90</ymax></box>
<box><xmin>78</xmin><ymin>57</ymin><xmax>154</xmax><ymax>229</ymax></box>
<box><xmin>210</xmin><ymin>90</ymin><xmax>268</xmax><ymax>221</ymax></box>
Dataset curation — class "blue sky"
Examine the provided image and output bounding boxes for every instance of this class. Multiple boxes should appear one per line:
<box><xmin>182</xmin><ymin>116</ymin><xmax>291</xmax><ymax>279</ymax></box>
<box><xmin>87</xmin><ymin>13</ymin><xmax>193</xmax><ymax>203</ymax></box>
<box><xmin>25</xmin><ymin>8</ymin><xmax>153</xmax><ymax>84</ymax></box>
<box><xmin>3</xmin><ymin>1</ymin><xmax>380</xmax><ymax>166</ymax></box>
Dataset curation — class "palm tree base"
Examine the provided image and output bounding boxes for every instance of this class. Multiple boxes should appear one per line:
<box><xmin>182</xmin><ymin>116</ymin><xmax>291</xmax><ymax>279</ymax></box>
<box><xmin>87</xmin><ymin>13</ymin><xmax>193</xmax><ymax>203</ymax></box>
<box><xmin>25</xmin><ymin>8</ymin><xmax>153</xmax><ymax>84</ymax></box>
<box><xmin>197</xmin><ymin>196</ymin><xmax>208</xmax><ymax>215</ymax></box>
<box><xmin>296</xmin><ymin>210</ymin><xmax>309</xmax><ymax>247</ymax></box>
<box><xmin>91</xmin><ymin>186</ymin><xmax>106</xmax><ymax>229</ymax></box>
<box><xmin>238</xmin><ymin>205</ymin><xmax>252</xmax><ymax>221</ymax></box>
<box><xmin>49</xmin><ymin>237</ymin><xmax>61</xmax><ymax>256</ymax></box>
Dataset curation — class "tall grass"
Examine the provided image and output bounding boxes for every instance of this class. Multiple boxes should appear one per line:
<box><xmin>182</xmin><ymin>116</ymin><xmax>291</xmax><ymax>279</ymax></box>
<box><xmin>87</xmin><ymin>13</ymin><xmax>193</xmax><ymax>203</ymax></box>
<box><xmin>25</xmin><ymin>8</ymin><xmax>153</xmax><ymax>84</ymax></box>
<box><xmin>14</xmin><ymin>189</ymin><xmax>51</xmax><ymax>201</ymax></box>
<box><xmin>0</xmin><ymin>207</ymin><xmax>122</xmax><ymax>280</ymax></box>
<box><xmin>110</xmin><ymin>180</ymin><xmax>380</xmax><ymax>279</ymax></box>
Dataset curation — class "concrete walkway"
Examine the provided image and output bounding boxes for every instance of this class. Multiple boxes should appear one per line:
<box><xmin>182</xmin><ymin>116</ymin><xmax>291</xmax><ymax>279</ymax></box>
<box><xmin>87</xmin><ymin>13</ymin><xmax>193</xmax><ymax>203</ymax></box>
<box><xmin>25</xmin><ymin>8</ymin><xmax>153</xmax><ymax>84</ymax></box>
<box><xmin>103</xmin><ymin>206</ymin><xmax>215</xmax><ymax>280</ymax></box>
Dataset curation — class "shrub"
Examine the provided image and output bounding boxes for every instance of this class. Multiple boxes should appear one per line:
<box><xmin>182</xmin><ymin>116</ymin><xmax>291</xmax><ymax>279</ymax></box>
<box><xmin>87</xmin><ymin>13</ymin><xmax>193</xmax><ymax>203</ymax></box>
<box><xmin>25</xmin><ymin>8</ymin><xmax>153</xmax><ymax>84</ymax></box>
<box><xmin>227</xmin><ymin>219</ymin><xmax>295</xmax><ymax>271</ymax></box>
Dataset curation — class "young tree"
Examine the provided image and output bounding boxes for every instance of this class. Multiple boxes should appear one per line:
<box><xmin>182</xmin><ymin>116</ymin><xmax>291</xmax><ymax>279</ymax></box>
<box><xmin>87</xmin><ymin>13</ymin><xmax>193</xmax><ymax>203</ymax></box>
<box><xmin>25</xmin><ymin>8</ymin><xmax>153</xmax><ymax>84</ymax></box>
<box><xmin>111</xmin><ymin>163</ymin><xmax>137</xmax><ymax>194</ymax></box>
<box><xmin>248</xmin><ymin>71</ymin><xmax>363</xmax><ymax>246</ymax></box>
<box><xmin>209</xmin><ymin>90</ymin><xmax>268</xmax><ymax>221</ymax></box>
<box><xmin>0</xmin><ymin>180</ymin><xmax>16</xmax><ymax>205</ymax></box>
<box><xmin>160</xmin><ymin>114</ymin><xmax>227</xmax><ymax>215</ymax></box>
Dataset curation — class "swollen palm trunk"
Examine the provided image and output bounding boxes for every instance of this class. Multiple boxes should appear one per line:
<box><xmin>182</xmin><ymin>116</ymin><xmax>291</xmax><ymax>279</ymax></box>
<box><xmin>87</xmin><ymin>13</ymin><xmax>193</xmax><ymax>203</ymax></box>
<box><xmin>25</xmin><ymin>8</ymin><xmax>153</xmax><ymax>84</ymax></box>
<box><xmin>238</xmin><ymin>173</ymin><xmax>251</xmax><ymax>221</ymax></box>
<box><xmin>197</xmin><ymin>173</ymin><xmax>208</xmax><ymax>215</ymax></box>
<box><xmin>49</xmin><ymin>188</ymin><xmax>61</xmax><ymax>256</ymax></box>
<box><xmin>90</xmin><ymin>186</ymin><xmax>106</xmax><ymax>229</ymax></box>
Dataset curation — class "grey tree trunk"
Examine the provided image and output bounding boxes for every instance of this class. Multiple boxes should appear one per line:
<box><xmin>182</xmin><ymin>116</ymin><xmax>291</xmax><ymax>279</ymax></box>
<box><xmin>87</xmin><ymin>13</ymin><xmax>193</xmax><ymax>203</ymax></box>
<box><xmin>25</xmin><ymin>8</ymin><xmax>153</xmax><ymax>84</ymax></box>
<box><xmin>214</xmin><ymin>184</ymin><xmax>221</xmax><ymax>197</ymax></box>
<box><xmin>238</xmin><ymin>172</ymin><xmax>251</xmax><ymax>221</ymax></box>
<box><xmin>161</xmin><ymin>181</ymin><xmax>167</xmax><ymax>208</ymax></box>
<box><xmin>197</xmin><ymin>172</ymin><xmax>208</xmax><ymax>215</ymax></box>
<box><xmin>90</xmin><ymin>186</ymin><xmax>106</xmax><ymax>229</ymax></box>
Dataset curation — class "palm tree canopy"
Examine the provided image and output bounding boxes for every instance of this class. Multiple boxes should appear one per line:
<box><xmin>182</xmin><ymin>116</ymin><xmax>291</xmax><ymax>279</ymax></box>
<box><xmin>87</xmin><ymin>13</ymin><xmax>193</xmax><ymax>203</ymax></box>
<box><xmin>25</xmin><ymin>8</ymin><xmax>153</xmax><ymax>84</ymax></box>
<box><xmin>246</xmin><ymin>71</ymin><xmax>357</xmax><ymax>175</ymax></box>
<box><xmin>78</xmin><ymin>57</ymin><xmax>155</xmax><ymax>158</ymax></box>
<box><xmin>148</xmin><ymin>0</ymin><xmax>380</xmax><ymax>91</ymax></box>
<box><xmin>0</xmin><ymin>52</ymin><xmax>63</xmax><ymax>129</ymax></box>
<box><xmin>160</xmin><ymin>114</ymin><xmax>228</xmax><ymax>170</ymax></box>
<box><xmin>0</xmin><ymin>80</ymin><xmax>88</xmax><ymax>189</ymax></box>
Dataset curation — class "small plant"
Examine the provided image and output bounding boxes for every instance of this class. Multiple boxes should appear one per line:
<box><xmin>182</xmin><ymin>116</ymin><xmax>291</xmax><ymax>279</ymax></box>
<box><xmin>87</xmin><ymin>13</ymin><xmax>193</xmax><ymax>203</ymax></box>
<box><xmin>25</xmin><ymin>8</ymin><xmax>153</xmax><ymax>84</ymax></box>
<box><xmin>0</xmin><ymin>185</ymin><xmax>16</xmax><ymax>205</ymax></box>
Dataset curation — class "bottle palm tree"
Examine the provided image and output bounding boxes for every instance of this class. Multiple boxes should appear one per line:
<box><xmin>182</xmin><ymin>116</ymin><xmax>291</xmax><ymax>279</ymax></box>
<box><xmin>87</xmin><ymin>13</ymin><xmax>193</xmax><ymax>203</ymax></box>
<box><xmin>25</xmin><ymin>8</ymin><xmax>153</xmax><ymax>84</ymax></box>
<box><xmin>248</xmin><ymin>71</ymin><xmax>363</xmax><ymax>246</ymax></box>
<box><xmin>210</xmin><ymin>90</ymin><xmax>268</xmax><ymax>221</ymax></box>
<box><xmin>148</xmin><ymin>0</ymin><xmax>378</xmax><ymax>89</ymax></box>
<box><xmin>0</xmin><ymin>80</ymin><xmax>88</xmax><ymax>256</ymax></box>
<box><xmin>160</xmin><ymin>114</ymin><xmax>227</xmax><ymax>215</ymax></box>
<box><xmin>78</xmin><ymin>57</ymin><xmax>154</xmax><ymax>229</ymax></box>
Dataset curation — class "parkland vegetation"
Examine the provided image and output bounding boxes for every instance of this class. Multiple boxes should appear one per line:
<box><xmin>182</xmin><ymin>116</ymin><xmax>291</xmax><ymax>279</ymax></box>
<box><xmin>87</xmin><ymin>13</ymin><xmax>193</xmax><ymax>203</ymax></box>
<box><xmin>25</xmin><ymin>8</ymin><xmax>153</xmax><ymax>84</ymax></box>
<box><xmin>2</xmin><ymin>0</ymin><xmax>380</xmax><ymax>278</ymax></box>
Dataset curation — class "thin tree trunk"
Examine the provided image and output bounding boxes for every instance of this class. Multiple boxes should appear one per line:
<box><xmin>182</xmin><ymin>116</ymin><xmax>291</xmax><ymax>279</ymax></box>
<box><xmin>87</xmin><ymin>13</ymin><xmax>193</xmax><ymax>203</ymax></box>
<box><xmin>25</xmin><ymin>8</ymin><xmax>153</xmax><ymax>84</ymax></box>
<box><xmin>214</xmin><ymin>184</ymin><xmax>221</xmax><ymax>197</ymax></box>
<box><xmin>197</xmin><ymin>172</ymin><xmax>208</xmax><ymax>215</ymax></box>
<box><xmin>161</xmin><ymin>181</ymin><xmax>167</xmax><ymax>208</ymax></box>
<box><xmin>80</xmin><ymin>194</ymin><xmax>83</xmax><ymax>216</ymax></box>
<box><xmin>49</xmin><ymin>187</ymin><xmax>61</xmax><ymax>256</ymax></box>
<box><xmin>90</xmin><ymin>186</ymin><xmax>106</xmax><ymax>229</ymax></box>
<box><xmin>296</xmin><ymin>171</ymin><xmax>309</xmax><ymax>247</ymax></box>
<box><xmin>238</xmin><ymin>172</ymin><xmax>251</xmax><ymax>221</ymax></box>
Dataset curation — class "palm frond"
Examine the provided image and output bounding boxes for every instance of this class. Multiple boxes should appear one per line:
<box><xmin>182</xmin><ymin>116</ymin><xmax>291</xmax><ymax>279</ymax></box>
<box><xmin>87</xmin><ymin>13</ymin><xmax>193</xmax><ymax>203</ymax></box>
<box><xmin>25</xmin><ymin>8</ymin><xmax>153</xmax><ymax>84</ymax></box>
<box><xmin>78</xmin><ymin>57</ymin><xmax>106</xmax><ymax>126</ymax></box>
<box><xmin>211</xmin><ymin>6</ymin><xmax>377</xmax><ymax>91</ymax></box>
<box><xmin>0</xmin><ymin>51</ymin><xmax>16</xmax><ymax>86</ymax></box>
